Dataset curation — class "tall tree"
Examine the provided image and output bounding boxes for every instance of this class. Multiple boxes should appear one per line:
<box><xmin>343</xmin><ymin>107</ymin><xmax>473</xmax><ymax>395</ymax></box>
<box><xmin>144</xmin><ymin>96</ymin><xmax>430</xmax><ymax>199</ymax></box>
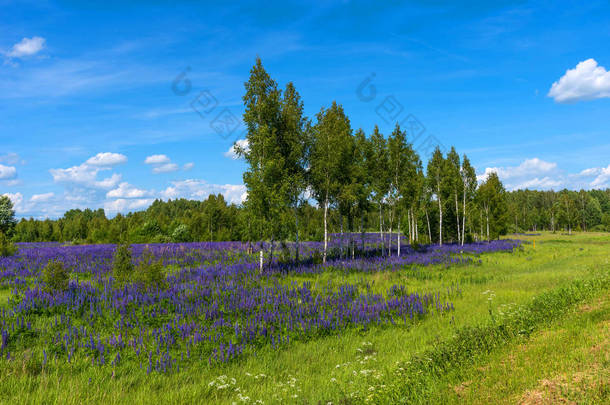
<box><xmin>279</xmin><ymin>82</ymin><xmax>309</xmax><ymax>262</ymax></box>
<box><xmin>369</xmin><ymin>125</ymin><xmax>390</xmax><ymax>253</ymax></box>
<box><xmin>309</xmin><ymin>101</ymin><xmax>352</xmax><ymax>263</ymax></box>
<box><xmin>477</xmin><ymin>172</ymin><xmax>508</xmax><ymax>241</ymax></box>
<box><xmin>240</xmin><ymin>58</ymin><xmax>285</xmax><ymax>267</ymax></box>
<box><xmin>427</xmin><ymin>147</ymin><xmax>447</xmax><ymax>245</ymax></box>
<box><xmin>0</xmin><ymin>195</ymin><xmax>16</xmax><ymax>236</ymax></box>
<box><xmin>387</xmin><ymin>124</ymin><xmax>419</xmax><ymax>256</ymax></box>
<box><xmin>460</xmin><ymin>154</ymin><xmax>477</xmax><ymax>245</ymax></box>
<box><xmin>446</xmin><ymin>147</ymin><xmax>462</xmax><ymax>244</ymax></box>
<box><xmin>354</xmin><ymin>129</ymin><xmax>373</xmax><ymax>251</ymax></box>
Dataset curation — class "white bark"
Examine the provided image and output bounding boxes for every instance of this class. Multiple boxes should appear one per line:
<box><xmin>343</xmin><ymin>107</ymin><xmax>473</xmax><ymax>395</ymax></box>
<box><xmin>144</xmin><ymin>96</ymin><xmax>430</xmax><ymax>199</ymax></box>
<box><xmin>461</xmin><ymin>187</ymin><xmax>467</xmax><ymax>246</ymax></box>
<box><xmin>397</xmin><ymin>219</ymin><xmax>401</xmax><ymax>257</ymax></box>
<box><xmin>323</xmin><ymin>195</ymin><xmax>328</xmax><ymax>264</ymax></box>
<box><xmin>455</xmin><ymin>193</ymin><xmax>461</xmax><ymax>245</ymax></box>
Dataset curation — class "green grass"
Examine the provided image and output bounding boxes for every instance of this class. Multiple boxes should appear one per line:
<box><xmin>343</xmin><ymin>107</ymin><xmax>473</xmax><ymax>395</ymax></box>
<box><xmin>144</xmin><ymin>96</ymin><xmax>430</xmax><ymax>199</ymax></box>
<box><xmin>0</xmin><ymin>232</ymin><xmax>609</xmax><ymax>404</ymax></box>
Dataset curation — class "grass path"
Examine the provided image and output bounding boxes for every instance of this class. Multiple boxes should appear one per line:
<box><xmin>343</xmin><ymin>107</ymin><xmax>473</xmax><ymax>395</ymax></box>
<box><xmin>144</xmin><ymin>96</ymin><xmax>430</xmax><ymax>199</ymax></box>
<box><xmin>443</xmin><ymin>294</ymin><xmax>609</xmax><ymax>404</ymax></box>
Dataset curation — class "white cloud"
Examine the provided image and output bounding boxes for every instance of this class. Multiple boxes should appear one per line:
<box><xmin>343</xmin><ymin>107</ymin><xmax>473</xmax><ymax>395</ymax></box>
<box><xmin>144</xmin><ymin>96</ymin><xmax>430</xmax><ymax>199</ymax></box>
<box><xmin>161</xmin><ymin>179</ymin><xmax>246</xmax><ymax>204</ymax></box>
<box><xmin>7</xmin><ymin>36</ymin><xmax>46</xmax><ymax>58</ymax></box>
<box><xmin>152</xmin><ymin>163</ymin><xmax>179</xmax><ymax>174</ymax></box>
<box><xmin>478</xmin><ymin>158</ymin><xmax>610</xmax><ymax>190</ymax></box>
<box><xmin>0</xmin><ymin>164</ymin><xmax>17</xmax><ymax>180</ymax></box>
<box><xmin>49</xmin><ymin>152</ymin><xmax>127</xmax><ymax>190</ymax></box>
<box><xmin>104</xmin><ymin>198</ymin><xmax>155</xmax><ymax>213</ymax></box>
<box><xmin>477</xmin><ymin>158</ymin><xmax>557</xmax><ymax>184</ymax></box>
<box><xmin>106</xmin><ymin>182</ymin><xmax>150</xmax><ymax>199</ymax></box>
<box><xmin>85</xmin><ymin>152</ymin><xmax>127</xmax><ymax>167</ymax></box>
<box><xmin>548</xmin><ymin>59</ymin><xmax>610</xmax><ymax>103</ymax></box>
<box><xmin>183</xmin><ymin>162</ymin><xmax>194</xmax><ymax>171</ymax></box>
<box><xmin>589</xmin><ymin>165</ymin><xmax>610</xmax><ymax>188</ymax></box>
<box><xmin>224</xmin><ymin>139</ymin><xmax>249</xmax><ymax>159</ymax></box>
<box><xmin>30</xmin><ymin>192</ymin><xmax>55</xmax><ymax>202</ymax></box>
<box><xmin>50</xmin><ymin>164</ymin><xmax>121</xmax><ymax>189</ymax></box>
<box><xmin>144</xmin><ymin>154</ymin><xmax>171</xmax><ymax>165</ymax></box>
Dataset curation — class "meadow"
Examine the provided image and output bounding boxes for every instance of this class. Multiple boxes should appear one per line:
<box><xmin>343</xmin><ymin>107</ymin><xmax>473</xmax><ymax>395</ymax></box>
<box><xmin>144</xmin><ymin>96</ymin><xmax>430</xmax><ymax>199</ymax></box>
<box><xmin>0</xmin><ymin>232</ymin><xmax>608</xmax><ymax>404</ymax></box>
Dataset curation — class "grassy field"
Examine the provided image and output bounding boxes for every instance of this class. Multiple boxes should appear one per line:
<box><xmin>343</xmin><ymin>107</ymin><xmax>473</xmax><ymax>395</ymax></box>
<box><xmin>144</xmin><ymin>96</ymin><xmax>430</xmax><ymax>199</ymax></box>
<box><xmin>0</xmin><ymin>232</ymin><xmax>608</xmax><ymax>404</ymax></box>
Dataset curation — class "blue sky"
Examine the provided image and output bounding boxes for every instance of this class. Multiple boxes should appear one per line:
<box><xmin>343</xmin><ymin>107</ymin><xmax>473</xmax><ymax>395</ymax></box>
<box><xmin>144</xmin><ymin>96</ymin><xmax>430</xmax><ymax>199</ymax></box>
<box><xmin>2</xmin><ymin>0</ymin><xmax>610</xmax><ymax>218</ymax></box>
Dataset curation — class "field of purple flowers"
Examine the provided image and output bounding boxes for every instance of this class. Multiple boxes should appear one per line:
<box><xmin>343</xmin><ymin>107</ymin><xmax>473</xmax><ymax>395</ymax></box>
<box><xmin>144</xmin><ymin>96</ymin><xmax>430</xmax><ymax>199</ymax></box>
<box><xmin>0</xmin><ymin>235</ymin><xmax>521</xmax><ymax>376</ymax></box>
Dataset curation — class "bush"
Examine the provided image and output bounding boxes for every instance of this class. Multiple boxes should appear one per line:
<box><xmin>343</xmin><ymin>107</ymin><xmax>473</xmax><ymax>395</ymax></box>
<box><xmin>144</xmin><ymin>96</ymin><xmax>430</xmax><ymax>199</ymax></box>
<box><xmin>172</xmin><ymin>224</ymin><xmax>190</xmax><ymax>242</ymax></box>
<box><xmin>112</xmin><ymin>241</ymin><xmax>134</xmax><ymax>288</ymax></box>
<box><xmin>135</xmin><ymin>248</ymin><xmax>166</xmax><ymax>290</ymax></box>
<box><xmin>0</xmin><ymin>231</ymin><xmax>16</xmax><ymax>257</ymax></box>
<box><xmin>42</xmin><ymin>260</ymin><xmax>70</xmax><ymax>292</ymax></box>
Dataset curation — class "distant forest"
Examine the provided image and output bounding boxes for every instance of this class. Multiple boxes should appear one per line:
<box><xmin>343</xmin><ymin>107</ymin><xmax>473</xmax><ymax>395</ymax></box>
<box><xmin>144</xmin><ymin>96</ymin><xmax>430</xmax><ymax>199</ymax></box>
<box><xmin>7</xmin><ymin>188</ymin><xmax>610</xmax><ymax>244</ymax></box>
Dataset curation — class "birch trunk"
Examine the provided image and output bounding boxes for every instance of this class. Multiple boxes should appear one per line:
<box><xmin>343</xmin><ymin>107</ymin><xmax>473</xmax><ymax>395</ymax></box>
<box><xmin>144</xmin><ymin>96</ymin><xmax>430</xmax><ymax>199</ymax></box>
<box><xmin>397</xmin><ymin>219</ymin><xmax>401</xmax><ymax>257</ymax></box>
<box><xmin>294</xmin><ymin>204</ymin><xmax>299</xmax><ymax>263</ymax></box>
<box><xmin>323</xmin><ymin>195</ymin><xmax>328</xmax><ymax>264</ymax></box>
<box><xmin>438</xmin><ymin>192</ymin><xmax>443</xmax><ymax>246</ymax></box>
<box><xmin>455</xmin><ymin>193</ymin><xmax>461</xmax><ymax>245</ymax></box>
<box><xmin>461</xmin><ymin>187</ymin><xmax>467</xmax><ymax>246</ymax></box>
<box><xmin>379</xmin><ymin>202</ymin><xmax>384</xmax><ymax>256</ymax></box>
<box><xmin>425</xmin><ymin>208</ymin><xmax>432</xmax><ymax>245</ymax></box>
<box><xmin>485</xmin><ymin>205</ymin><xmax>490</xmax><ymax>242</ymax></box>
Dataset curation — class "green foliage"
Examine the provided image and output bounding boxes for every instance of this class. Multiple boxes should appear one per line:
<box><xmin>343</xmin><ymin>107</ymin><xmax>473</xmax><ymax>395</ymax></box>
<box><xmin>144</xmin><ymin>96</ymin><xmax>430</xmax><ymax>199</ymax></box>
<box><xmin>42</xmin><ymin>260</ymin><xmax>70</xmax><ymax>292</ymax></box>
<box><xmin>0</xmin><ymin>231</ymin><xmax>17</xmax><ymax>257</ymax></box>
<box><xmin>134</xmin><ymin>248</ymin><xmax>167</xmax><ymax>290</ymax></box>
<box><xmin>112</xmin><ymin>241</ymin><xmax>134</xmax><ymax>288</ymax></box>
<box><xmin>478</xmin><ymin>171</ymin><xmax>509</xmax><ymax>240</ymax></box>
<box><xmin>171</xmin><ymin>224</ymin><xmax>190</xmax><ymax>242</ymax></box>
<box><xmin>0</xmin><ymin>195</ymin><xmax>17</xmax><ymax>236</ymax></box>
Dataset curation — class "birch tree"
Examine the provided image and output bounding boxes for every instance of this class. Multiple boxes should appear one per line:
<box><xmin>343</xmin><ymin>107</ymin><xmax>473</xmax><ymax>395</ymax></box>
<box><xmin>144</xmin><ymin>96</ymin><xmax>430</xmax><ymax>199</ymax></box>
<box><xmin>279</xmin><ymin>82</ymin><xmax>308</xmax><ymax>263</ymax></box>
<box><xmin>240</xmin><ymin>58</ymin><xmax>285</xmax><ymax>268</ymax></box>
<box><xmin>426</xmin><ymin>147</ymin><xmax>447</xmax><ymax>245</ymax></box>
<box><xmin>460</xmin><ymin>154</ymin><xmax>477</xmax><ymax>245</ymax></box>
<box><xmin>309</xmin><ymin>101</ymin><xmax>352</xmax><ymax>264</ymax></box>
<box><xmin>370</xmin><ymin>125</ymin><xmax>390</xmax><ymax>254</ymax></box>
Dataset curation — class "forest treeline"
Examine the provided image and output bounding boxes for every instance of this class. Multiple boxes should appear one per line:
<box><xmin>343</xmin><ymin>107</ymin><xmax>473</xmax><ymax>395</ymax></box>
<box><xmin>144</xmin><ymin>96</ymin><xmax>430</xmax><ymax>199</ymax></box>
<box><xmin>5</xmin><ymin>188</ymin><xmax>610</xmax><ymax>246</ymax></box>
<box><xmin>2</xmin><ymin>59</ymin><xmax>609</xmax><ymax>252</ymax></box>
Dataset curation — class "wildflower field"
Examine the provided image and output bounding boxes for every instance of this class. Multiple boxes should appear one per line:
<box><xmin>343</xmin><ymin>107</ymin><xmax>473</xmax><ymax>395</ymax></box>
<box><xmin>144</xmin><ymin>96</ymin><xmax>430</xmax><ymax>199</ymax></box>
<box><xmin>0</xmin><ymin>232</ymin><xmax>608</xmax><ymax>404</ymax></box>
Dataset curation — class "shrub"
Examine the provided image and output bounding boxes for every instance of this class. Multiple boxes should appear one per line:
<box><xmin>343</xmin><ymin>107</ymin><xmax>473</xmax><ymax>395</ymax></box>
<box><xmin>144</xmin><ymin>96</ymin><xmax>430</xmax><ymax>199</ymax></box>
<box><xmin>42</xmin><ymin>260</ymin><xmax>70</xmax><ymax>292</ymax></box>
<box><xmin>0</xmin><ymin>231</ymin><xmax>16</xmax><ymax>257</ymax></box>
<box><xmin>112</xmin><ymin>241</ymin><xmax>134</xmax><ymax>288</ymax></box>
<box><xmin>172</xmin><ymin>224</ymin><xmax>190</xmax><ymax>242</ymax></box>
<box><xmin>135</xmin><ymin>248</ymin><xmax>166</xmax><ymax>290</ymax></box>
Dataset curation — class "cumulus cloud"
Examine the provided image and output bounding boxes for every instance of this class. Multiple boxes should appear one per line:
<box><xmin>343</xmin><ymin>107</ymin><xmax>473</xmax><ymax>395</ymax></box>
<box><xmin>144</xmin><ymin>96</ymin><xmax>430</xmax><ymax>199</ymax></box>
<box><xmin>30</xmin><ymin>192</ymin><xmax>55</xmax><ymax>203</ymax></box>
<box><xmin>152</xmin><ymin>163</ymin><xmax>179</xmax><ymax>174</ymax></box>
<box><xmin>0</xmin><ymin>164</ymin><xmax>17</xmax><ymax>180</ymax></box>
<box><xmin>7</xmin><ymin>36</ymin><xmax>46</xmax><ymax>58</ymax></box>
<box><xmin>478</xmin><ymin>158</ymin><xmax>610</xmax><ymax>190</ymax></box>
<box><xmin>50</xmin><ymin>164</ymin><xmax>121</xmax><ymax>189</ymax></box>
<box><xmin>144</xmin><ymin>154</ymin><xmax>171</xmax><ymax>165</ymax></box>
<box><xmin>85</xmin><ymin>152</ymin><xmax>127</xmax><ymax>167</ymax></box>
<box><xmin>477</xmin><ymin>158</ymin><xmax>557</xmax><ymax>185</ymax></box>
<box><xmin>104</xmin><ymin>198</ymin><xmax>155</xmax><ymax>214</ymax></box>
<box><xmin>161</xmin><ymin>179</ymin><xmax>246</xmax><ymax>204</ymax></box>
<box><xmin>224</xmin><ymin>139</ymin><xmax>249</xmax><ymax>159</ymax></box>
<box><xmin>548</xmin><ymin>59</ymin><xmax>610</xmax><ymax>103</ymax></box>
<box><xmin>145</xmin><ymin>154</ymin><xmax>190</xmax><ymax>174</ymax></box>
<box><xmin>589</xmin><ymin>165</ymin><xmax>610</xmax><ymax>188</ymax></box>
<box><xmin>106</xmin><ymin>182</ymin><xmax>150</xmax><ymax>199</ymax></box>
